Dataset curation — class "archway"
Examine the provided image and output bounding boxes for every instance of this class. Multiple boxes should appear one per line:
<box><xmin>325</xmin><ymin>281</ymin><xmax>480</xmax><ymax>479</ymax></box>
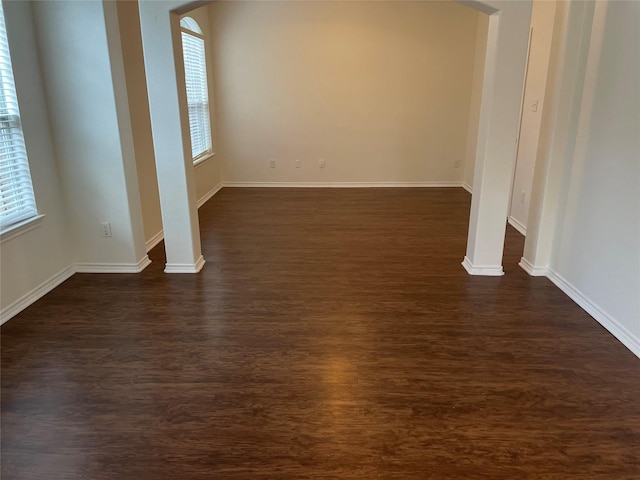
<box><xmin>137</xmin><ymin>0</ymin><xmax>532</xmax><ymax>275</ymax></box>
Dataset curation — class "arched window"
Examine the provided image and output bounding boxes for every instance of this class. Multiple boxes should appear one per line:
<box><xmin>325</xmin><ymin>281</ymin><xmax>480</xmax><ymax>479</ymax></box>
<box><xmin>180</xmin><ymin>17</ymin><xmax>212</xmax><ymax>161</ymax></box>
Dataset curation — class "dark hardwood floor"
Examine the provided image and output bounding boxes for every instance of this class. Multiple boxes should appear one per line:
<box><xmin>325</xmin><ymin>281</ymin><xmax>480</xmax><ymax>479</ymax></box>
<box><xmin>2</xmin><ymin>188</ymin><xmax>639</xmax><ymax>479</ymax></box>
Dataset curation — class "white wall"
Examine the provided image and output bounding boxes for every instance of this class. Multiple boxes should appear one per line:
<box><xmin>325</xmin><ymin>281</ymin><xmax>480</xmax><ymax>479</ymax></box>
<box><xmin>508</xmin><ymin>0</ymin><xmax>556</xmax><ymax>234</ymax></box>
<box><xmin>209</xmin><ymin>1</ymin><xmax>480</xmax><ymax>185</ymax></box>
<box><xmin>117</xmin><ymin>0</ymin><xmax>163</xmax><ymax>249</ymax></box>
<box><xmin>0</xmin><ymin>0</ymin><xmax>74</xmax><ymax>321</ymax></box>
<box><xmin>32</xmin><ymin>0</ymin><xmax>148</xmax><ymax>271</ymax></box>
<box><xmin>463</xmin><ymin>12</ymin><xmax>489</xmax><ymax>191</ymax></box>
<box><xmin>549</xmin><ymin>0</ymin><xmax>640</xmax><ymax>355</ymax></box>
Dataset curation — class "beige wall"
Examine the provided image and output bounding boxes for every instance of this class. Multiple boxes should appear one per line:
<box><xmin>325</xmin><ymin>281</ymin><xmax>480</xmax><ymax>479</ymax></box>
<box><xmin>181</xmin><ymin>5</ymin><xmax>223</xmax><ymax>203</ymax></box>
<box><xmin>209</xmin><ymin>1</ymin><xmax>480</xmax><ymax>185</ymax></box>
<box><xmin>117</xmin><ymin>0</ymin><xmax>163</xmax><ymax>248</ymax></box>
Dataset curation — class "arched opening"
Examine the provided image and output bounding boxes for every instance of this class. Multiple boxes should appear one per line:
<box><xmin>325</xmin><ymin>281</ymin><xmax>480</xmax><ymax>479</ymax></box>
<box><xmin>137</xmin><ymin>0</ymin><xmax>532</xmax><ymax>276</ymax></box>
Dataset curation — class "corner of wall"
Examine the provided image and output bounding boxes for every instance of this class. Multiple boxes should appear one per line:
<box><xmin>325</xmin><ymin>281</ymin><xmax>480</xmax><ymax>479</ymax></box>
<box><xmin>463</xmin><ymin>12</ymin><xmax>490</xmax><ymax>191</ymax></box>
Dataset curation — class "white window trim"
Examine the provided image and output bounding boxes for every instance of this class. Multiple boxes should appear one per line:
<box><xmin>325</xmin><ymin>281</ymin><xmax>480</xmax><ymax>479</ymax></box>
<box><xmin>193</xmin><ymin>151</ymin><xmax>215</xmax><ymax>168</ymax></box>
<box><xmin>0</xmin><ymin>213</ymin><xmax>45</xmax><ymax>245</ymax></box>
<box><xmin>180</xmin><ymin>26</ymin><xmax>204</xmax><ymax>41</ymax></box>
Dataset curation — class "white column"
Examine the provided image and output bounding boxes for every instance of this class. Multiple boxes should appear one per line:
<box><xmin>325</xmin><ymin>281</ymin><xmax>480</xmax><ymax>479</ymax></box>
<box><xmin>459</xmin><ymin>1</ymin><xmax>533</xmax><ymax>276</ymax></box>
<box><xmin>138</xmin><ymin>0</ymin><xmax>204</xmax><ymax>273</ymax></box>
<box><xmin>521</xmin><ymin>0</ymin><xmax>595</xmax><ymax>276</ymax></box>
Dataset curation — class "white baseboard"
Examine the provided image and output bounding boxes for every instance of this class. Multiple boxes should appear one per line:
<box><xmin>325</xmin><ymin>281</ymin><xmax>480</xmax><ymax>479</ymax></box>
<box><xmin>1</xmin><ymin>255</ymin><xmax>153</xmax><ymax>324</ymax></box>
<box><xmin>508</xmin><ymin>216</ymin><xmax>527</xmax><ymax>236</ymax></box>
<box><xmin>222</xmin><ymin>181</ymin><xmax>464</xmax><ymax>188</ymax></box>
<box><xmin>547</xmin><ymin>268</ymin><xmax>640</xmax><ymax>359</ymax></box>
<box><xmin>75</xmin><ymin>255</ymin><xmax>152</xmax><ymax>274</ymax></box>
<box><xmin>197</xmin><ymin>182</ymin><xmax>223</xmax><ymax>208</ymax></box>
<box><xmin>518</xmin><ymin>257</ymin><xmax>549</xmax><ymax>276</ymax></box>
<box><xmin>0</xmin><ymin>265</ymin><xmax>75</xmax><ymax>325</ymax></box>
<box><xmin>462</xmin><ymin>183</ymin><xmax>473</xmax><ymax>194</ymax></box>
<box><xmin>165</xmin><ymin>254</ymin><xmax>205</xmax><ymax>274</ymax></box>
<box><xmin>145</xmin><ymin>229</ymin><xmax>164</xmax><ymax>252</ymax></box>
<box><xmin>461</xmin><ymin>256</ymin><xmax>505</xmax><ymax>276</ymax></box>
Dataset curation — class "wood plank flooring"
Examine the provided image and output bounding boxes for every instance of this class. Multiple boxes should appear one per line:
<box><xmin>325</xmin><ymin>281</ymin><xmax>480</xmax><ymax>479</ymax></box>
<box><xmin>2</xmin><ymin>188</ymin><xmax>639</xmax><ymax>479</ymax></box>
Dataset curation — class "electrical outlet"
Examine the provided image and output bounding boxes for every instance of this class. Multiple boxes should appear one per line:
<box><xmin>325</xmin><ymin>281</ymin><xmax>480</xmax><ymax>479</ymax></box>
<box><xmin>100</xmin><ymin>222</ymin><xmax>112</xmax><ymax>237</ymax></box>
<box><xmin>520</xmin><ymin>191</ymin><xmax>526</xmax><ymax>204</ymax></box>
<box><xmin>295</xmin><ymin>159</ymin><xmax>300</xmax><ymax>168</ymax></box>
<box><xmin>319</xmin><ymin>159</ymin><xmax>326</xmax><ymax>169</ymax></box>
<box><xmin>269</xmin><ymin>159</ymin><xmax>276</xmax><ymax>168</ymax></box>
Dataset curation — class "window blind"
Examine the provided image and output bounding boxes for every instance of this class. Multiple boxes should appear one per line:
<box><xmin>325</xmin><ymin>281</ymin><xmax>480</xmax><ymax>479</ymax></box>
<box><xmin>181</xmin><ymin>30</ymin><xmax>211</xmax><ymax>160</ymax></box>
<box><xmin>0</xmin><ymin>3</ymin><xmax>37</xmax><ymax>230</ymax></box>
